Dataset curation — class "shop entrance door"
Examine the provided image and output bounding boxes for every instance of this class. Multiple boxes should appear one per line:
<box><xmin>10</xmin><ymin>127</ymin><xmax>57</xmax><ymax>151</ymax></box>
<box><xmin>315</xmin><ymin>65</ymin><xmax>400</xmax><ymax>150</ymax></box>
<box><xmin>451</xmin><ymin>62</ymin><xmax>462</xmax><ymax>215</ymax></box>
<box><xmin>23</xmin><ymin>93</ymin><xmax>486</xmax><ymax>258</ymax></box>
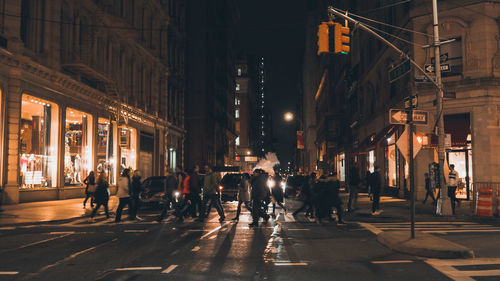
<box><xmin>447</xmin><ymin>149</ymin><xmax>473</xmax><ymax>200</ymax></box>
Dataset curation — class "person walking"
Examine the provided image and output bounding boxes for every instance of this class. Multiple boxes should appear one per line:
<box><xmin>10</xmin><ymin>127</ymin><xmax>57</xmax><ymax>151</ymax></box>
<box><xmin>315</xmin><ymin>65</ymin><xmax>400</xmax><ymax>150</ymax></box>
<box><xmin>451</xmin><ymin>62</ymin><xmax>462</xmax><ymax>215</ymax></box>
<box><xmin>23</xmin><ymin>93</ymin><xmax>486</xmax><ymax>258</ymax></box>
<box><xmin>371</xmin><ymin>166</ymin><xmax>382</xmax><ymax>215</ymax></box>
<box><xmin>271</xmin><ymin>175</ymin><xmax>286</xmax><ymax>216</ymax></box>
<box><xmin>157</xmin><ymin>169</ymin><xmax>178</xmax><ymax>222</ymax></box>
<box><xmin>249</xmin><ymin>169</ymin><xmax>270</xmax><ymax>227</ymax></box>
<box><xmin>448</xmin><ymin>164</ymin><xmax>459</xmax><ymax>215</ymax></box>
<box><xmin>129</xmin><ymin>170</ymin><xmax>142</xmax><ymax>220</ymax></box>
<box><xmin>313</xmin><ymin>171</ymin><xmax>330</xmax><ymax>223</ymax></box>
<box><xmin>423</xmin><ymin>172</ymin><xmax>436</xmax><ymax>205</ymax></box>
<box><xmin>89</xmin><ymin>173</ymin><xmax>110</xmax><ymax>220</ymax></box>
<box><xmin>198</xmin><ymin>165</ymin><xmax>225</xmax><ymax>222</ymax></box>
<box><xmin>175</xmin><ymin>168</ymin><xmax>192</xmax><ymax>222</ymax></box>
<box><xmin>293</xmin><ymin>172</ymin><xmax>315</xmax><ymax>218</ymax></box>
<box><xmin>83</xmin><ymin>171</ymin><xmax>96</xmax><ymax>208</ymax></box>
<box><xmin>325</xmin><ymin>171</ymin><xmax>345</xmax><ymax>225</ymax></box>
<box><xmin>115</xmin><ymin>169</ymin><xmax>132</xmax><ymax>222</ymax></box>
<box><xmin>365</xmin><ymin>170</ymin><xmax>373</xmax><ymax>201</ymax></box>
<box><xmin>188</xmin><ymin>165</ymin><xmax>202</xmax><ymax>218</ymax></box>
<box><xmin>232</xmin><ymin>173</ymin><xmax>252</xmax><ymax>221</ymax></box>
<box><xmin>347</xmin><ymin>165</ymin><xmax>360</xmax><ymax>212</ymax></box>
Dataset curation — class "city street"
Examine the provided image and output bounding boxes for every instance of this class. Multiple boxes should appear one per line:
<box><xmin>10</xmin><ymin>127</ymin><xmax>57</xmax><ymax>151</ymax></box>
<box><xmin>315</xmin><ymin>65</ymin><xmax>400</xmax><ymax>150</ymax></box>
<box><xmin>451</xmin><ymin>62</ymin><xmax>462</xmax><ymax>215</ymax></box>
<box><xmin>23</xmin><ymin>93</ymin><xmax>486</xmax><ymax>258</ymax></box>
<box><xmin>1</xmin><ymin>195</ymin><xmax>500</xmax><ymax>281</ymax></box>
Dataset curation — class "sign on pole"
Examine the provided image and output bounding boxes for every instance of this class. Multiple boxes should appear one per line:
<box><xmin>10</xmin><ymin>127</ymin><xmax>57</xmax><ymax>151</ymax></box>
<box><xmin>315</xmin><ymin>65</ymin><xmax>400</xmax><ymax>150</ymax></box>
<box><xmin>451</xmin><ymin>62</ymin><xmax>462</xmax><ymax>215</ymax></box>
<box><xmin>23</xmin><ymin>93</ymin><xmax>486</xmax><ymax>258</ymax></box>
<box><xmin>389</xmin><ymin>109</ymin><xmax>429</xmax><ymax>125</ymax></box>
<box><xmin>389</xmin><ymin>59</ymin><xmax>411</xmax><ymax>83</ymax></box>
<box><xmin>424</xmin><ymin>64</ymin><xmax>450</xmax><ymax>73</ymax></box>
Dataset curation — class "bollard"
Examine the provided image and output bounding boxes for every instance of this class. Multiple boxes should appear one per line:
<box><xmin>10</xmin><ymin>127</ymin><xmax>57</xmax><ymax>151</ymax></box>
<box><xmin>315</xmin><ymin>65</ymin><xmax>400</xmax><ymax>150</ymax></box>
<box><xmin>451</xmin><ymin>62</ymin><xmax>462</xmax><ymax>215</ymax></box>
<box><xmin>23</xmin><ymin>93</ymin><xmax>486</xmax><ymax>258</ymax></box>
<box><xmin>475</xmin><ymin>187</ymin><xmax>492</xmax><ymax>217</ymax></box>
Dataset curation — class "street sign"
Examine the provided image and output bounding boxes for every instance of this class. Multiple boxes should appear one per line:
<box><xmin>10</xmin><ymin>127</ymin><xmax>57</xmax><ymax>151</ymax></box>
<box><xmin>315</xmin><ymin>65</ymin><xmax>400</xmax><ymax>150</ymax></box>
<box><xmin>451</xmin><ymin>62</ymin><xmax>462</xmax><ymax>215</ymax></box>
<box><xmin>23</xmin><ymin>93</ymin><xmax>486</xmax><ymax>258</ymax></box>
<box><xmin>389</xmin><ymin>59</ymin><xmax>411</xmax><ymax>83</ymax></box>
<box><xmin>404</xmin><ymin>95</ymin><xmax>418</xmax><ymax>109</ymax></box>
<box><xmin>414</xmin><ymin>75</ymin><xmax>435</xmax><ymax>83</ymax></box>
<box><xmin>389</xmin><ymin>109</ymin><xmax>429</xmax><ymax>125</ymax></box>
<box><xmin>431</xmin><ymin>53</ymin><xmax>448</xmax><ymax>64</ymax></box>
<box><xmin>424</xmin><ymin>64</ymin><xmax>450</xmax><ymax>73</ymax></box>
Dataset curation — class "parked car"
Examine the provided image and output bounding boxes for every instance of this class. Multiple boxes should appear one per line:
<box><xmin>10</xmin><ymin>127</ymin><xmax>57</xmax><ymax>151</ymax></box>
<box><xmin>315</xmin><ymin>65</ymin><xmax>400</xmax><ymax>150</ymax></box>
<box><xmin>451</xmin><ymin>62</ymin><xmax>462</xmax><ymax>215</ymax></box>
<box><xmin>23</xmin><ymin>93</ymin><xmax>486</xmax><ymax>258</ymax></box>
<box><xmin>220</xmin><ymin>173</ymin><xmax>243</xmax><ymax>202</ymax></box>
<box><xmin>139</xmin><ymin>176</ymin><xmax>168</xmax><ymax>206</ymax></box>
<box><xmin>285</xmin><ymin>175</ymin><xmax>307</xmax><ymax>198</ymax></box>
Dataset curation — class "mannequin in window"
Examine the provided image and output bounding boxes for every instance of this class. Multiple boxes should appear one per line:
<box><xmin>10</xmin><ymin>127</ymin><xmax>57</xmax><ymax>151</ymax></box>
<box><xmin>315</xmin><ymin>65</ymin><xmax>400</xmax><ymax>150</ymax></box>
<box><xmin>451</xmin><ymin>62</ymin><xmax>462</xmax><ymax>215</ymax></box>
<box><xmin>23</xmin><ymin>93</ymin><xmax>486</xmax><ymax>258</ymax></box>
<box><xmin>20</xmin><ymin>123</ymin><xmax>33</xmax><ymax>153</ymax></box>
<box><xmin>74</xmin><ymin>154</ymin><xmax>82</xmax><ymax>183</ymax></box>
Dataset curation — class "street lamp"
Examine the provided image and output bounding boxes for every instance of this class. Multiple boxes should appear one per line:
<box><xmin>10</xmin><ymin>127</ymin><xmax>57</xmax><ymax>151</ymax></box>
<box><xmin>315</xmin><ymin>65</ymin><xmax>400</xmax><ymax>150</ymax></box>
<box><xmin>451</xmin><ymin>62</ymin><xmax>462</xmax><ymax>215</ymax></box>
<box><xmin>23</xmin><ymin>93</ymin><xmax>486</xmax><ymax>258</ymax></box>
<box><xmin>284</xmin><ymin>112</ymin><xmax>294</xmax><ymax>122</ymax></box>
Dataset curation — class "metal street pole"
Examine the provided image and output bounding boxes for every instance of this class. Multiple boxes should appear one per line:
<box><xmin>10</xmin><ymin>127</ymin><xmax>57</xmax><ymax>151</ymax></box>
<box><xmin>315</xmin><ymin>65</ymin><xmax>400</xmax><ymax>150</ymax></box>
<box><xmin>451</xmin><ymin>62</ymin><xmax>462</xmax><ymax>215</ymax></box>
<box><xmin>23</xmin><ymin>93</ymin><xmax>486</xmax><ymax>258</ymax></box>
<box><xmin>408</xmin><ymin>102</ymin><xmax>416</xmax><ymax>238</ymax></box>
<box><xmin>432</xmin><ymin>0</ymin><xmax>451</xmax><ymax>216</ymax></box>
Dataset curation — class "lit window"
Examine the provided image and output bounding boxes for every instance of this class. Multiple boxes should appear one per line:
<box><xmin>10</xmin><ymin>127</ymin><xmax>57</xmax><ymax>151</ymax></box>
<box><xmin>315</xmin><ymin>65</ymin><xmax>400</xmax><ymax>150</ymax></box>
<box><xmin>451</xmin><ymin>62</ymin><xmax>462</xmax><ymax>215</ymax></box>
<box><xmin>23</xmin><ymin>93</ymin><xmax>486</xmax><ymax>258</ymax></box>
<box><xmin>235</xmin><ymin>136</ymin><xmax>240</xmax><ymax>146</ymax></box>
<box><xmin>262</xmin><ymin>132</ymin><xmax>265</xmax><ymax>136</ymax></box>
<box><xmin>235</xmin><ymin>83</ymin><xmax>240</xmax><ymax>91</ymax></box>
<box><xmin>237</xmin><ymin>68</ymin><xmax>242</xmax><ymax>76</ymax></box>
<box><xmin>235</xmin><ymin>109</ymin><xmax>240</xmax><ymax>119</ymax></box>
<box><xmin>235</xmin><ymin>97</ymin><xmax>240</xmax><ymax>105</ymax></box>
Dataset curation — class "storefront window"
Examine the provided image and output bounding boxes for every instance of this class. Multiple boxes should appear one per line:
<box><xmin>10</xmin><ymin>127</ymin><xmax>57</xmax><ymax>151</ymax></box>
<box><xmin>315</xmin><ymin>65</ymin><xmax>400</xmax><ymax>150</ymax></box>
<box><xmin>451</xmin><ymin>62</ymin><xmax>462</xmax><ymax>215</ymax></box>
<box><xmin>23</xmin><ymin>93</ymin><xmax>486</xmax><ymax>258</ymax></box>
<box><xmin>167</xmin><ymin>147</ymin><xmax>176</xmax><ymax>170</ymax></box>
<box><xmin>387</xmin><ymin>135</ymin><xmax>397</xmax><ymax>187</ymax></box>
<box><xmin>120</xmin><ymin>127</ymin><xmax>137</xmax><ymax>174</ymax></box>
<box><xmin>337</xmin><ymin>153</ymin><xmax>345</xmax><ymax>182</ymax></box>
<box><xmin>64</xmin><ymin>108</ymin><xmax>93</xmax><ymax>186</ymax></box>
<box><xmin>19</xmin><ymin>95</ymin><xmax>59</xmax><ymax>188</ymax></box>
<box><xmin>97</xmin><ymin>118</ymin><xmax>115</xmax><ymax>184</ymax></box>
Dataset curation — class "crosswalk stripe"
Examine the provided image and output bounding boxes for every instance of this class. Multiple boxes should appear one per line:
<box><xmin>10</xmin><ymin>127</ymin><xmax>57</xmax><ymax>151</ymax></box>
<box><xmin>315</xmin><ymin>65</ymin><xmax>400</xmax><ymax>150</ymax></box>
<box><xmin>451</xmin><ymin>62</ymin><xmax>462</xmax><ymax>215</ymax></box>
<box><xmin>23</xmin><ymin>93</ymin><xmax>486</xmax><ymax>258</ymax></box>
<box><xmin>426</xmin><ymin>258</ymin><xmax>500</xmax><ymax>280</ymax></box>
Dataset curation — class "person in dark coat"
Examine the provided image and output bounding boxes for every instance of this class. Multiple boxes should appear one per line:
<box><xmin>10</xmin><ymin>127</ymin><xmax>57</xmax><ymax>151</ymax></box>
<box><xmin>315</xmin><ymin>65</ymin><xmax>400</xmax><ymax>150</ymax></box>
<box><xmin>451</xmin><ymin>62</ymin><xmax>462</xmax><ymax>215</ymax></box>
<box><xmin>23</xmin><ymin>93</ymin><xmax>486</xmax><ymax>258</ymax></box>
<box><xmin>83</xmin><ymin>171</ymin><xmax>96</xmax><ymax>208</ymax></box>
<box><xmin>422</xmin><ymin>172</ymin><xmax>436</xmax><ymax>205</ymax></box>
<box><xmin>324</xmin><ymin>172</ymin><xmax>345</xmax><ymax>225</ymax></box>
<box><xmin>371</xmin><ymin>166</ymin><xmax>383</xmax><ymax>215</ymax></box>
<box><xmin>293</xmin><ymin>172</ymin><xmax>315</xmax><ymax>218</ymax></box>
<box><xmin>129</xmin><ymin>170</ymin><xmax>142</xmax><ymax>220</ymax></box>
<box><xmin>347</xmin><ymin>165</ymin><xmax>360</xmax><ymax>212</ymax></box>
<box><xmin>232</xmin><ymin>173</ymin><xmax>252</xmax><ymax>221</ymax></box>
<box><xmin>90</xmin><ymin>173</ymin><xmax>110</xmax><ymax>220</ymax></box>
<box><xmin>249</xmin><ymin>169</ymin><xmax>270</xmax><ymax>227</ymax></box>
<box><xmin>157</xmin><ymin>169</ymin><xmax>178</xmax><ymax>222</ymax></box>
<box><xmin>313</xmin><ymin>172</ymin><xmax>329</xmax><ymax>223</ymax></box>
<box><xmin>271</xmin><ymin>175</ymin><xmax>286</xmax><ymax>216</ymax></box>
<box><xmin>188</xmin><ymin>165</ymin><xmax>202</xmax><ymax>218</ymax></box>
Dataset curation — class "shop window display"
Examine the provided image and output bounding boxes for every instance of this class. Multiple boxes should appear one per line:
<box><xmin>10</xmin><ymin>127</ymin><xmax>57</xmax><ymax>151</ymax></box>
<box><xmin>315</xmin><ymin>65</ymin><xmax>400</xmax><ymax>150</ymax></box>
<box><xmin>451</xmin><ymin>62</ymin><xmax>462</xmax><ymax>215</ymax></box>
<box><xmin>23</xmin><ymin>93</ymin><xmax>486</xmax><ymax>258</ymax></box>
<box><xmin>19</xmin><ymin>95</ymin><xmax>59</xmax><ymax>188</ymax></box>
<box><xmin>386</xmin><ymin>135</ymin><xmax>397</xmax><ymax>187</ymax></box>
<box><xmin>97</xmin><ymin>118</ymin><xmax>116</xmax><ymax>184</ymax></box>
<box><xmin>120</xmin><ymin>127</ymin><xmax>137</xmax><ymax>174</ymax></box>
<box><xmin>64</xmin><ymin>108</ymin><xmax>93</xmax><ymax>186</ymax></box>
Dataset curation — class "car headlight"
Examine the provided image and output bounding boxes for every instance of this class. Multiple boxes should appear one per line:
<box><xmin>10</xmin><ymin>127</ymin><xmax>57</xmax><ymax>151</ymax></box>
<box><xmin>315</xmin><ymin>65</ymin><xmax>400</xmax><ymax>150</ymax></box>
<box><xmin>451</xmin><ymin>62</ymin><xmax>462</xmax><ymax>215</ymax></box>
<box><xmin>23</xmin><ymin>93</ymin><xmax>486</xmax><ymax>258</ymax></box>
<box><xmin>174</xmin><ymin>191</ymin><xmax>180</xmax><ymax>198</ymax></box>
<box><xmin>281</xmin><ymin>181</ymin><xmax>286</xmax><ymax>191</ymax></box>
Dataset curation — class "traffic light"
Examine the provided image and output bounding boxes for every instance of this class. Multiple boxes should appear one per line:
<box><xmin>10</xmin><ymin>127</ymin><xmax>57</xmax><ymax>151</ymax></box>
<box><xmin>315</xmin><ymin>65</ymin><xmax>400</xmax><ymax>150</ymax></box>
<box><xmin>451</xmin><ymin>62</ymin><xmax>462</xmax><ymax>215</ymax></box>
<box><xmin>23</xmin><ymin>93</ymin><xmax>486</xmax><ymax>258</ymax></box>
<box><xmin>334</xmin><ymin>23</ymin><xmax>350</xmax><ymax>54</ymax></box>
<box><xmin>317</xmin><ymin>22</ymin><xmax>329</xmax><ymax>55</ymax></box>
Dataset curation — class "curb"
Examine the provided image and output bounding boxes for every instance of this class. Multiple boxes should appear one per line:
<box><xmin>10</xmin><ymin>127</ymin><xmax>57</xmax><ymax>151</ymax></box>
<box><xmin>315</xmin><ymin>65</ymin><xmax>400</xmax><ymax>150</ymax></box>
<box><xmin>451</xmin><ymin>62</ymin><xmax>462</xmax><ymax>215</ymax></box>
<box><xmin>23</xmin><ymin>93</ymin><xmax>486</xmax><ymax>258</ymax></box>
<box><xmin>377</xmin><ymin>231</ymin><xmax>474</xmax><ymax>259</ymax></box>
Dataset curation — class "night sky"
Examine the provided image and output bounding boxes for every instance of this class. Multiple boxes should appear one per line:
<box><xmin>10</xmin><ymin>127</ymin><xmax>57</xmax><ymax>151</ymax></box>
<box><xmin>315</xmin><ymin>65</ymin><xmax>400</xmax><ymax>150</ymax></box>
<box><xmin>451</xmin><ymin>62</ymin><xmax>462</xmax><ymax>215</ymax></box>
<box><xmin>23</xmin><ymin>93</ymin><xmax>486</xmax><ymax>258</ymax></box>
<box><xmin>236</xmin><ymin>0</ymin><xmax>307</xmax><ymax>168</ymax></box>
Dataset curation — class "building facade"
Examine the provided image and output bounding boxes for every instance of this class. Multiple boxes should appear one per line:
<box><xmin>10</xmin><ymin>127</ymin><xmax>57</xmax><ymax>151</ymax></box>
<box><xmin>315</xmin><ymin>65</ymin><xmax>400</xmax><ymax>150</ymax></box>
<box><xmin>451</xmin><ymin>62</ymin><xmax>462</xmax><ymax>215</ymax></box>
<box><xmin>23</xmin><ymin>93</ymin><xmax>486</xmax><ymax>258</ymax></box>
<box><xmin>0</xmin><ymin>0</ymin><xmax>185</xmax><ymax>204</ymax></box>
<box><xmin>305</xmin><ymin>0</ymin><xmax>500</xmax><ymax>204</ymax></box>
<box><xmin>184</xmin><ymin>0</ymin><xmax>238</xmax><ymax>169</ymax></box>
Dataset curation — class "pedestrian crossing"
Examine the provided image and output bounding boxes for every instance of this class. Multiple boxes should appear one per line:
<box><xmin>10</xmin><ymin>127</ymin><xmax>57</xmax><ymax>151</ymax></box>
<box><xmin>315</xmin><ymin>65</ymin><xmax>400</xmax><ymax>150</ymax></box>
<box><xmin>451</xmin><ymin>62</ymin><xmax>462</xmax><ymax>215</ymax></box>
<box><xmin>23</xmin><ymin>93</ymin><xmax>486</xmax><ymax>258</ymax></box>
<box><xmin>360</xmin><ymin>221</ymin><xmax>500</xmax><ymax>234</ymax></box>
<box><xmin>426</xmin><ymin>258</ymin><xmax>500</xmax><ymax>281</ymax></box>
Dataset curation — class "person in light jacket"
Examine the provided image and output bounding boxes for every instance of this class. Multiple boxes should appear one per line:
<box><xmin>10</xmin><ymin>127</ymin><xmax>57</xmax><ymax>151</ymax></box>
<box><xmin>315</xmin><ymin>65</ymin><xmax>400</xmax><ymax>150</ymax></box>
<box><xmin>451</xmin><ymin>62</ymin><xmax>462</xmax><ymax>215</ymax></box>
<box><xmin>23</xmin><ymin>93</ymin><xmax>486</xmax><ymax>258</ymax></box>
<box><xmin>232</xmin><ymin>173</ymin><xmax>252</xmax><ymax>221</ymax></box>
<box><xmin>115</xmin><ymin>168</ymin><xmax>132</xmax><ymax>222</ymax></box>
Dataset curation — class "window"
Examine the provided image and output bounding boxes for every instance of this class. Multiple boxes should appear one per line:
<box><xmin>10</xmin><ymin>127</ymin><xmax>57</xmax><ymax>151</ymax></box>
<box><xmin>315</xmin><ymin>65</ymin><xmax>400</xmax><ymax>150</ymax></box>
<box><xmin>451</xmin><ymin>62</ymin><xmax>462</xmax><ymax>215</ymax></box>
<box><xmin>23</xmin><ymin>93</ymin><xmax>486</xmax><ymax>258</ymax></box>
<box><xmin>237</xmin><ymin>68</ymin><xmax>242</xmax><ymax>76</ymax></box>
<box><xmin>235</xmin><ymin>83</ymin><xmax>240</xmax><ymax>91</ymax></box>
<box><xmin>235</xmin><ymin>109</ymin><xmax>240</xmax><ymax>119</ymax></box>
<box><xmin>97</xmin><ymin>118</ymin><xmax>116</xmax><ymax>184</ymax></box>
<box><xmin>64</xmin><ymin>108</ymin><xmax>93</xmax><ymax>186</ymax></box>
<box><xmin>120</xmin><ymin>127</ymin><xmax>137</xmax><ymax>173</ymax></box>
<box><xmin>235</xmin><ymin>97</ymin><xmax>240</xmax><ymax>106</ymax></box>
<box><xmin>235</xmin><ymin>136</ymin><xmax>240</xmax><ymax>146</ymax></box>
<box><xmin>20</xmin><ymin>95</ymin><xmax>59</xmax><ymax>188</ymax></box>
<box><xmin>368</xmin><ymin>150</ymin><xmax>375</xmax><ymax>173</ymax></box>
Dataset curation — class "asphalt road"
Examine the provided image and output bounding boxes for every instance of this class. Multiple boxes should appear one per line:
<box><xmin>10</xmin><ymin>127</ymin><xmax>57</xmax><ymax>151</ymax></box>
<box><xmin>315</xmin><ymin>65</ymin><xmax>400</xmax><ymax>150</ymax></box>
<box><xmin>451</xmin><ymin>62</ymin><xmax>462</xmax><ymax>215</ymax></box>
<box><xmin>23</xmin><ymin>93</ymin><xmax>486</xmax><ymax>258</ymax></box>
<box><xmin>1</xmin><ymin>199</ymin><xmax>499</xmax><ymax>281</ymax></box>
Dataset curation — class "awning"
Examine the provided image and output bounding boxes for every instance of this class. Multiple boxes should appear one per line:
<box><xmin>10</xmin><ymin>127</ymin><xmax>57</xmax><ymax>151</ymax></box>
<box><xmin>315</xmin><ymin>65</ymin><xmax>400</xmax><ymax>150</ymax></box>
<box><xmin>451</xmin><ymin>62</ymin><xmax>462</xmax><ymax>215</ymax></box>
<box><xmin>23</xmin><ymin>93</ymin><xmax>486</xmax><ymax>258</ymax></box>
<box><xmin>359</xmin><ymin>125</ymin><xmax>396</xmax><ymax>152</ymax></box>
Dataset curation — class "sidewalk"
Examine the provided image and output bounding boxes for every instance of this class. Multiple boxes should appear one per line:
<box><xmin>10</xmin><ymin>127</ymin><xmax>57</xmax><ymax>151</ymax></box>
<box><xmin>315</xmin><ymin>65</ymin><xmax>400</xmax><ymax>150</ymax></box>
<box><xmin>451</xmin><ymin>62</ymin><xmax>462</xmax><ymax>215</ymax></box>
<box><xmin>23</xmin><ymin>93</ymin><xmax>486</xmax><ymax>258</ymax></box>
<box><xmin>0</xmin><ymin>197</ymin><xmax>119</xmax><ymax>226</ymax></box>
<box><xmin>345</xmin><ymin>192</ymin><xmax>497</xmax><ymax>259</ymax></box>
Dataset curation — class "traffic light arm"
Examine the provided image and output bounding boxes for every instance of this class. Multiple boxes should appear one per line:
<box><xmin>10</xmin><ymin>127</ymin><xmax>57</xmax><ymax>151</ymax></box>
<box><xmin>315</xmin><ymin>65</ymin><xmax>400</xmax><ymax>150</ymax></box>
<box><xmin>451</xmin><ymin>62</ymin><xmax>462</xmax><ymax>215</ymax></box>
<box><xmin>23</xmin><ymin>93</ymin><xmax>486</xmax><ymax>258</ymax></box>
<box><xmin>327</xmin><ymin>6</ymin><xmax>439</xmax><ymax>90</ymax></box>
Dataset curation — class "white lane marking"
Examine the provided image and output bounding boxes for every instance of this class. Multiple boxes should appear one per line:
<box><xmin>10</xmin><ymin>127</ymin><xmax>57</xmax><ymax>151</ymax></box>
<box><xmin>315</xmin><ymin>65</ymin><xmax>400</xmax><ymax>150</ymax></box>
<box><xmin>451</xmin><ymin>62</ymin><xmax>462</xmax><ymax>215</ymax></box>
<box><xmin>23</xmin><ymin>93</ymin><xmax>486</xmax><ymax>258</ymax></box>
<box><xmin>0</xmin><ymin>227</ymin><xmax>15</xmax><ymax>230</ymax></box>
<box><xmin>115</xmin><ymin>267</ymin><xmax>162</xmax><ymax>271</ymax></box>
<box><xmin>0</xmin><ymin>272</ymin><xmax>19</xmax><ymax>275</ymax></box>
<box><xmin>191</xmin><ymin>246</ymin><xmax>201</xmax><ymax>252</ymax></box>
<box><xmin>209</xmin><ymin>235</ymin><xmax>216</xmax><ymax>240</ymax></box>
<box><xmin>426</xmin><ymin>258</ymin><xmax>500</xmax><ymax>281</ymax></box>
<box><xmin>161</xmin><ymin>265</ymin><xmax>178</xmax><ymax>274</ymax></box>
<box><xmin>187</xmin><ymin>229</ymin><xmax>203</xmax><ymax>232</ymax></box>
<box><xmin>358</xmin><ymin>223</ymin><xmax>382</xmax><ymax>235</ymax></box>
<box><xmin>123</xmin><ymin>229</ymin><xmax>148</xmax><ymax>233</ymax></box>
<box><xmin>372</xmin><ymin>260</ymin><xmax>414</xmax><ymax>264</ymax></box>
<box><xmin>4</xmin><ymin>234</ymin><xmax>73</xmax><ymax>252</ymax></box>
<box><xmin>180</xmin><ymin>232</ymin><xmax>189</xmax><ymax>237</ymax></box>
<box><xmin>424</xmin><ymin>229</ymin><xmax>500</xmax><ymax>234</ymax></box>
<box><xmin>287</xmin><ymin>228</ymin><xmax>310</xmax><ymax>231</ymax></box>
<box><xmin>274</xmin><ymin>262</ymin><xmax>308</xmax><ymax>266</ymax></box>
<box><xmin>200</xmin><ymin>222</ymin><xmax>229</xmax><ymax>240</ymax></box>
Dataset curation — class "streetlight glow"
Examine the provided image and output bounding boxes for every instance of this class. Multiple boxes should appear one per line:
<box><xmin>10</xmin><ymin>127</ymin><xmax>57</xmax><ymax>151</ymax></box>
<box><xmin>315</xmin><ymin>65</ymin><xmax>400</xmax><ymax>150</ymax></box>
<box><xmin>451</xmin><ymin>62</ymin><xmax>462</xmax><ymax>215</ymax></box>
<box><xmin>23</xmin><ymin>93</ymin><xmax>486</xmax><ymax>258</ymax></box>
<box><xmin>284</xmin><ymin>112</ymin><xmax>294</xmax><ymax>122</ymax></box>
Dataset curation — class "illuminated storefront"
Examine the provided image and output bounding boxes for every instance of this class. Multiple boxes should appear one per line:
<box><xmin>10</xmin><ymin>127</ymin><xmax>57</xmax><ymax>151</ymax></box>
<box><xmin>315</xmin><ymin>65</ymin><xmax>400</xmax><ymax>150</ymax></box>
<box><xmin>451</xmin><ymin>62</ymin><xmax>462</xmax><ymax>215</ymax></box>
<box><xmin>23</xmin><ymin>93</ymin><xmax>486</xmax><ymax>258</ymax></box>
<box><xmin>119</xmin><ymin>126</ymin><xmax>137</xmax><ymax>174</ymax></box>
<box><xmin>386</xmin><ymin>133</ymin><xmax>398</xmax><ymax>188</ymax></box>
<box><xmin>97</xmin><ymin>118</ymin><xmax>116</xmax><ymax>185</ymax></box>
<box><xmin>64</xmin><ymin>108</ymin><xmax>93</xmax><ymax>186</ymax></box>
<box><xmin>19</xmin><ymin>95</ymin><xmax>59</xmax><ymax>188</ymax></box>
